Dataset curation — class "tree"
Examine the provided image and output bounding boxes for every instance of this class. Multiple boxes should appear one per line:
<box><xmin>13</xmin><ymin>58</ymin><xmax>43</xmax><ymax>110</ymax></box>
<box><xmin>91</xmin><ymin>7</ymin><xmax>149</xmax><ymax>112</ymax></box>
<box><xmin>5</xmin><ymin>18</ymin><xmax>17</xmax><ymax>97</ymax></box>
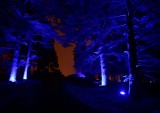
<box><xmin>69</xmin><ymin>0</ymin><xmax>160</xmax><ymax>95</ymax></box>
<box><xmin>0</xmin><ymin>0</ymin><xmax>58</xmax><ymax>82</ymax></box>
<box><xmin>129</xmin><ymin>0</ymin><xmax>160</xmax><ymax>99</ymax></box>
<box><xmin>72</xmin><ymin>0</ymin><xmax>127</xmax><ymax>86</ymax></box>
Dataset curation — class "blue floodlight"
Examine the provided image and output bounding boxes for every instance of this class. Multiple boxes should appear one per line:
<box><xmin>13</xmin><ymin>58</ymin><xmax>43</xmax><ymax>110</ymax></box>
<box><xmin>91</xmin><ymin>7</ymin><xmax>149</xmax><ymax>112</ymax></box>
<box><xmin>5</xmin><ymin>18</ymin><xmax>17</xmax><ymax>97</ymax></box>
<box><xmin>120</xmin><ymin>91</ymin><xmax>126</xmax><ymax>95</ymax></box>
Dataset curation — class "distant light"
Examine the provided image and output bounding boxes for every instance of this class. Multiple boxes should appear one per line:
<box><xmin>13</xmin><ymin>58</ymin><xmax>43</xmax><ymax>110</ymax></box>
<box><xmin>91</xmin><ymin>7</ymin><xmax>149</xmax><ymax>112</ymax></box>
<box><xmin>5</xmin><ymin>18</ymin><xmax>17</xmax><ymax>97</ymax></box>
<box><xmin>120</xmin><ymin>91</ymin><xmax>126</xmax><ymax>95</ymax></box>
<box><xmin>77</xmin><ymin>72</ymin><xmax>85</xmax><ymax>78</ymax></box>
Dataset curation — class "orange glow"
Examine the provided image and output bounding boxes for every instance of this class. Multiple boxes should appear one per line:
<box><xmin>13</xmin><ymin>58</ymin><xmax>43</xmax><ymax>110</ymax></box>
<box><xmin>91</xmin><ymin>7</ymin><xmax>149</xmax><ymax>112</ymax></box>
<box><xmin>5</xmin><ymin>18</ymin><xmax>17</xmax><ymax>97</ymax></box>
<box><xmin>55</xmin><ymin>30</ymin><xmax>65</xmax><ymax>36</ymax></box>
<box><xmin>54</xmin><ymin>41</ymin><xmax>76</xmax><ymax>76</ymax></box>
<box><xmin>57</xmin><ymin>18</ymin><xmax>61</xmax><ymax>24</ymax></box>
<box><xmin>47</xmin><ymin>16</ymin><xmax>57</xmax><ymax>27</ymax></box>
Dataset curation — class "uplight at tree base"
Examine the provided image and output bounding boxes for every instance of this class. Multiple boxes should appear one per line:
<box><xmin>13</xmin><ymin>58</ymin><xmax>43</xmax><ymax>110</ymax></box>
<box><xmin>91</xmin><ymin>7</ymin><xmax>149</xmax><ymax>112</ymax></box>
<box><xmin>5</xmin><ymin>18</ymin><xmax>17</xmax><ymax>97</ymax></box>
<box><xmin>9</xmin><ymin>75</ymin><xmax>16</xmax><ymax>82</ymax></box>
<box><xmin>23</xmin><ymin>73</ymin><xmax>27</xmax><ymax>80</ymax></box>
<box><xmin>9</xmin><ymin>67</ymin><xmax>17</xmax><ymax>82</ymax></box>
<box><xmin>23</xmin><ymin>66</ymin><xmax>28</xmax><ymax>80</ymax></box>
<box><xmin>120</xmin><ymin>91</ymin><xmax>126</xmax><ymax>95</ymax></box>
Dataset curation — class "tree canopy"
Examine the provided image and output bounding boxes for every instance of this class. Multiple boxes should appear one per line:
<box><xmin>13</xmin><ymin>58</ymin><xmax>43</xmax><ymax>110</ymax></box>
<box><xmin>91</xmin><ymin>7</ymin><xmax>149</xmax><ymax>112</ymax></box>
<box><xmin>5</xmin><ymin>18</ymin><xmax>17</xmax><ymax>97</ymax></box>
<box><xmin>0</xmin><ymin>0</ymin><xmax>160</xmax><ymax>83</ymax></box>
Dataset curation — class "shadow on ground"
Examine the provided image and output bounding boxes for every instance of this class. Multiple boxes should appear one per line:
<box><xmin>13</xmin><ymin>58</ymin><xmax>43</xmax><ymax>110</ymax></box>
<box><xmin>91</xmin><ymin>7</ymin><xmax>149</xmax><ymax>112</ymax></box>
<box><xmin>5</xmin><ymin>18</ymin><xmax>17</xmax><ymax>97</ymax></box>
<box><xmin>0</xmin><ymin>74</ymin><xmax>99</xmax><ymax>113</ymax></box>
<box><xmin>0</xmin><ymin>74</ymin><xmax>160</xmax><ymax>113</ymax></box>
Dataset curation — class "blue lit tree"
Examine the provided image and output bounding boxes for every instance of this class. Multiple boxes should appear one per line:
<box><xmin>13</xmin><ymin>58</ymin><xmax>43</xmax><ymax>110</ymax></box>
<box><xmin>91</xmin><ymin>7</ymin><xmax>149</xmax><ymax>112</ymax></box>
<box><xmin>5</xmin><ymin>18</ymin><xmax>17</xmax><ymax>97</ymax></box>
<box><xmin>133</xmin><ymin>0</ymin><xmax>160</xmax><ymax>79</ymax></box>
<box><xmin>0</xmin><ymin>0</ymin><xmax>58</xmax><ymax>82</ymax></box>
<box><xmin>1</xmin><ymin>0</ymin><xmax>159</xmax><ymax>99</ymax></box>
<box><xmin>127</xmin><ymin>0</ymin><xmax>160</xmax><ymax>98</ymax></box>
<box><xmin>0</xmin><ymin>0</ymin><xmax>32</xmax><ymax>82</ymax></box>
<box><xmin>70</xmin><ymin>0</ymin><xmax>127</xmax><ymax>86</ymax></box>
<box><xmin>74</xmin><ymin>28</ymin><xmax>127</xmax><ymax>86</ymax></box>
<box><xmin>69</xmin><ymin>0</ymin><xmax>160</xmax><ymax>96</ymax></box>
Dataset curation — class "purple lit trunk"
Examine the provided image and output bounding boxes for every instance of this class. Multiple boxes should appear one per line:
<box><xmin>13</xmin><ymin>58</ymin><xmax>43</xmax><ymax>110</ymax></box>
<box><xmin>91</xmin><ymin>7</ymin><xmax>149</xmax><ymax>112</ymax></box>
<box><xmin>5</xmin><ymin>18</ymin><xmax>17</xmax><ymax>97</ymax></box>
<box><xmin>126</xmin><ymin>51</ymin><xmax>132</xmax><ymax>95</ymax></box>
<box><xmin>23</xmin><ymin>41</ymin><xmax>32</xmax><ymax>80</ymax></box>
<box><xmin>100</xmin><ymin>54</ymin><xmax>107</xmax><ymax>86</ymax></box>
<box><xmin>9</xmin><ymin>47</ymin><xmax>20</xmax><ymax>82</ymax></box>
<box><xmin>126</xmin><ymin>0</ymin><xmax>141</xmax><ymax>99</ymax></box>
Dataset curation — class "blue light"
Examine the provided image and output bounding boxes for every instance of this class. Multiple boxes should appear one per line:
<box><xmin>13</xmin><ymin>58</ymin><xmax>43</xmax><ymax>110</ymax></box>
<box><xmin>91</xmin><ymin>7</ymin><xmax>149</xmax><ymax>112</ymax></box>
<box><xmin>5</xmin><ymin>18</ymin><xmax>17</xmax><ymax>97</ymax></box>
<box><xmin>9</xmin><ymin>74</ymin><xmax>16</xmax><ymax>82</ymax></box>
<box><xmin>23</xmin><ymin>66</ymin><xmax>28</xmax><ymax>80</ymax></box>
<box><xmin>23</xmin><ymin>71</ymin><xmax>27</xmax><ymax>80</ymax></box>
<box><xmin>120</xmin><ymin>91</ymin><xmax>126</xmax><ymax>95</ymax></box>
<box><xmin>77</xmin><ymin>72</ymin><xmax>85</xmax><ymax>78</ymax></box>
<box><xmin>9</xmin><ymin>67</ymin><xmax>17</xmax><ymax>82</ymax></box>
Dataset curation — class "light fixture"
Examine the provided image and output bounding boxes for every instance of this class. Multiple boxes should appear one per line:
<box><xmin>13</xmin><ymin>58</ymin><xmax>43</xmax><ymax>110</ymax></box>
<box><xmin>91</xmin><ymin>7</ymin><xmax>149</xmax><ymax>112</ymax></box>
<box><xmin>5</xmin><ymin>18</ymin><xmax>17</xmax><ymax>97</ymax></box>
<box><xmin>120</xmin><ymin>91</ymin><xmax>126</xmax><ymax>95</ymax></box>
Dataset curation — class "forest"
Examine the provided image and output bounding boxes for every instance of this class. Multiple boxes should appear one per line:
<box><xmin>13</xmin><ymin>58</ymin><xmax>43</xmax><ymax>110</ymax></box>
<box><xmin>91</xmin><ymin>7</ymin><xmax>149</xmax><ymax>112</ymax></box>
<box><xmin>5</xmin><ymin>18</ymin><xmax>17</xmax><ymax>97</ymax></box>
<box><xmin>0</xmin><ymin>0</ymin><xmax>160</xmax><ymax>98</ymax></box>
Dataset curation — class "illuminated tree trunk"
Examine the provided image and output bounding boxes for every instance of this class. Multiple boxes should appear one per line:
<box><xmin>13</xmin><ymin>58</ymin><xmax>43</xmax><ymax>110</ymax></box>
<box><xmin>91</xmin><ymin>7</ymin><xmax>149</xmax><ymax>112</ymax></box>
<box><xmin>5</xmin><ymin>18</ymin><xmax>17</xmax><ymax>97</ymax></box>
<box><xmin>126</xmin><ymin>0</ymin><xmax>141</xmax><ymax>99</ymax></box>
<box><xmin>9</xmin><ymin>46</ymin><xmax>20</xmax><ymax>82</ymax></box>
<box><xmin>100</xmin><ymin>54</ymin><xmax>107</xmax><ymax>86</ymax></box>
<box><xmin>23</xmin><ymin>41</ymin><xmax>32</xmax><ymax>80</ymax></box>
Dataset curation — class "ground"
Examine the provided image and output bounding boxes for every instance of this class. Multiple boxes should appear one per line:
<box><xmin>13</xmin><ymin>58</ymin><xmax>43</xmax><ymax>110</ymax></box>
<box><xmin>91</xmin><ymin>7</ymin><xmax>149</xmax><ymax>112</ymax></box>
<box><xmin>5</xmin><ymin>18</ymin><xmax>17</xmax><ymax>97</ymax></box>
<box><xmin>0</xmin><ymin>74</ymin><xmax>159</xmax><ymax>113</ymax></box>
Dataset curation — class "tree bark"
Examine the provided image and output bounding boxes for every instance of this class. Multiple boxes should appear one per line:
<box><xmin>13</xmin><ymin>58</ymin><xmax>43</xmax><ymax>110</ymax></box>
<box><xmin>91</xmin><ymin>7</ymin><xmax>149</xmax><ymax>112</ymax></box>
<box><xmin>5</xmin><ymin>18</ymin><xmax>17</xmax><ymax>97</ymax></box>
<box><xmin>9</xmin><ymin>46</ymin><xmax>20</xmax><ymax>82</ymax></box>
<box><xmin>126</xmin><ymin>0</ymin><xmax>141</xmax><ymax>100</ymax></box>
<box><xmin>100</xmin><ymin>54</ymin><xmax>107</xmax><ymax>86</ymax></box>
<box><xmin>23</xmin><ymin>41</ymin><xmax>32</xmax><ymax>80</ymax></box>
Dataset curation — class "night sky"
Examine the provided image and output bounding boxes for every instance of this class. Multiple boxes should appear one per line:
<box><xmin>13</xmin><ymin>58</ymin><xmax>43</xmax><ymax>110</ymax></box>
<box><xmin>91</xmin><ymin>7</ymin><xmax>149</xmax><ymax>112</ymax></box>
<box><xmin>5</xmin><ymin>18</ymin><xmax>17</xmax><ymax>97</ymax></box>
<box><xmin>54</xmin><ymin>41</ymin><xmax>76</xmax><ymax>76</ymax></box>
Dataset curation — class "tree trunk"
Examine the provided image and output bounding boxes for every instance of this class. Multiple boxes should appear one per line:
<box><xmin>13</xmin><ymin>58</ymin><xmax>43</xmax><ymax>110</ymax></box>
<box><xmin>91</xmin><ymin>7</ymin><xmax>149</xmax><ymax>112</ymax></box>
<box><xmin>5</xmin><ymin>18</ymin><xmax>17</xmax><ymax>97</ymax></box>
<box><xmin>23</xmin><ymin>41</ymin><xmax>32</xmax><ymax>80</ymax></box>
<box><xmin>126</xmin><ymin>0</ymin><xmax>141</xmax><ymax>100</ymax></box>
<box><xmin>9</xmin><ymin>46</ymin><xmax>20</xmax><ymax>82</ymax></box>
<box><xmin>100</xmin><ymin>54</ymin><xmax>107</xmax><ymax>86</ymax></box>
